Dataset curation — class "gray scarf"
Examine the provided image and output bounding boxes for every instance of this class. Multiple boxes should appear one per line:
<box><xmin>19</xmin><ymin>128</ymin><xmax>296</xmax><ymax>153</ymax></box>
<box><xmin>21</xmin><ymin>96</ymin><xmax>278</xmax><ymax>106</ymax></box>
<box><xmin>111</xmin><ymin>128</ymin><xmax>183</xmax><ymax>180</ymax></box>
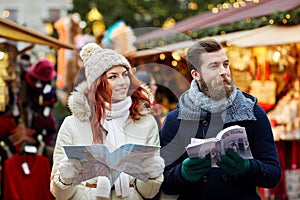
<box><xmin>178</xmin><ymin>80</ymin><xmax>257</xmax><ymax>123</ymax></box>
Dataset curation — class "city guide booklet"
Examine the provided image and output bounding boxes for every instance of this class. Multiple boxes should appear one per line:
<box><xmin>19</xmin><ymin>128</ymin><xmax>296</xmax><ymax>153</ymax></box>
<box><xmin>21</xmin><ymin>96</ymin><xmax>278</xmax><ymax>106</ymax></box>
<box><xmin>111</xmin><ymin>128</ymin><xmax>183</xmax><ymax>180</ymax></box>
<box><xmin>63</xmin><ymin>143</ymin><xmax>160</xmax><ymax>185</ymax></box>
<box><xmin>185</xmin><ymin>125</ymin><xmax>253</xmax><ymax>167</ymax></box>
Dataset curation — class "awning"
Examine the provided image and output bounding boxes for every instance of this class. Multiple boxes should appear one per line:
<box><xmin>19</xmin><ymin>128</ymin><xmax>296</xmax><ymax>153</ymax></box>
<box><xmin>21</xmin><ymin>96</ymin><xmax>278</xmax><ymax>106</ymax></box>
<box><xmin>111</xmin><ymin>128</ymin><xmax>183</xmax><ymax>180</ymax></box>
<box><xmin>136</xmin><ymin>0</ymin><xmax>300</xmax><ymax>43</ymax></box>
<box><xmin>133</xmin><ymin>40</ymin><xmax>195</xmax><ymax>58</ymax></box>
<box><xmin>0</xmin><ymin>18</ymin><xmax>75</xmax><ymax>50</ymax></box>
<box><xmin>213</xmin><ymin>24</ymin><xmax>300</xmax><ymax>47</ymax></box>
<box><xmin>134</xmin><ymin>24</ymin><xmax>300</xmax><ymax>57</ymax></box>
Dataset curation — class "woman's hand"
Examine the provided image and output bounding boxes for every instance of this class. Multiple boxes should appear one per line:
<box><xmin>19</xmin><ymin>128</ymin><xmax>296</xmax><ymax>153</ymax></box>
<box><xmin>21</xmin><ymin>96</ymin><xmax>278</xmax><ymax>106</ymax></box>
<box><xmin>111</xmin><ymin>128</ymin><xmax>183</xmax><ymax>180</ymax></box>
<box><xmin>58</xmin><ymin>157</ymin><xmax>83</xmax><ymax>185</ymax></box>
<box><xmin>141</xmin><ymin>156</ymin><xmax>165</xmax><ymax>179</ymax></box>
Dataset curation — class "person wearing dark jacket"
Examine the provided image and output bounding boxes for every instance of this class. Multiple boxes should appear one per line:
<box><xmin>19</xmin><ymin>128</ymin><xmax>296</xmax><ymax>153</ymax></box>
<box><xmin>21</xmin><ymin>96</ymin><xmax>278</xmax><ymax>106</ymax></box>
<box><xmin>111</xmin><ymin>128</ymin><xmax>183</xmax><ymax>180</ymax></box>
<box><xmin>160</xmin><ymin>38</ymin><xmax>281</xmax><ymax>200</ymax></box>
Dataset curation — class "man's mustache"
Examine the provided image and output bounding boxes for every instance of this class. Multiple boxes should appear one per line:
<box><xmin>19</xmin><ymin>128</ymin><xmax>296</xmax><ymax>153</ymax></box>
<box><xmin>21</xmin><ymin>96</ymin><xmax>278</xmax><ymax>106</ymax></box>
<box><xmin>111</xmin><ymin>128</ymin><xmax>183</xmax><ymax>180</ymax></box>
<box><xmin>222</xmin><ymin>75</ymin><xmax>232</xmax><ymax>85</ymax></box>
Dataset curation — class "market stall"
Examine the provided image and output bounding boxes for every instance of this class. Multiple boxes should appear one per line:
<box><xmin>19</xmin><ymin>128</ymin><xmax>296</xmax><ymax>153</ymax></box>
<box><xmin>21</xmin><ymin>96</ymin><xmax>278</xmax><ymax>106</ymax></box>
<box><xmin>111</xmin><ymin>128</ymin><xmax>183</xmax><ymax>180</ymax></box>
<box><xmin>133</xmin><ymin>23</ymin><xmax>300</xmax><ymax>199</ymax></box>
<box><xmin>0</xmin><ymin>17</ymin><xmax>75</xmax><ymax>92</ymax></box>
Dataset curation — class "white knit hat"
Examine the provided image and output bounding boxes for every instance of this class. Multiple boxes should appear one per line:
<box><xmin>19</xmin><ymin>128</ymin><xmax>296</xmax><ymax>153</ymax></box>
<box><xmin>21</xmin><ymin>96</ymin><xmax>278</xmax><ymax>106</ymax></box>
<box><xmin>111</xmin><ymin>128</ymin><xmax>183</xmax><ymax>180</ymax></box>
<box><xmin>80</xmin><ymin>43</ymin><xmax>131</xmax><ymax>88</ymax></box>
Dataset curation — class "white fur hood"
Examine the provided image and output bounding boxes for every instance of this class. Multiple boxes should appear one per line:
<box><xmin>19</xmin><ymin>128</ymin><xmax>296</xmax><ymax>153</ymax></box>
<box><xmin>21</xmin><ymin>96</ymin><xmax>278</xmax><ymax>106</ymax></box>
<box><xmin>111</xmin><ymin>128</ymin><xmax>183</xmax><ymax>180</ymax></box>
<box><xmin>67</xmin><ymin>81</ymin><xmax>91</xmax><ymax>122</ymax></box>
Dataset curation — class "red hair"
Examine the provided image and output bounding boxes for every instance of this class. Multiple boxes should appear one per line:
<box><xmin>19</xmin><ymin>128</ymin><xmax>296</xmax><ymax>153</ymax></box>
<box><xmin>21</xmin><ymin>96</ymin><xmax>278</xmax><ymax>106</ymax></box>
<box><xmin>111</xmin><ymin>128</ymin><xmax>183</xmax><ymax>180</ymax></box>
<box><xmin>88</xmin><ymin>68</ymin><xmax>151</xmax><ymax>144</ymax></box>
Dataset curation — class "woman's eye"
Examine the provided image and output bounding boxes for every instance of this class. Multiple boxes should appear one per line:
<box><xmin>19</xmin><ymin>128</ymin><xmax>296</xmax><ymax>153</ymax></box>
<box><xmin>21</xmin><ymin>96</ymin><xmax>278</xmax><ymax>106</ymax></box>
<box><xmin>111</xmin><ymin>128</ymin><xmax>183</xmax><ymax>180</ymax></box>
<box><xmin>123</xmin><ymin>73</ymin><xmax>129</xmax><ymax>77</ymax></box>
<box><xmin>108</xmin><ymin>75</ymin><xmax>116</xmax><ymax>79</ymax></box>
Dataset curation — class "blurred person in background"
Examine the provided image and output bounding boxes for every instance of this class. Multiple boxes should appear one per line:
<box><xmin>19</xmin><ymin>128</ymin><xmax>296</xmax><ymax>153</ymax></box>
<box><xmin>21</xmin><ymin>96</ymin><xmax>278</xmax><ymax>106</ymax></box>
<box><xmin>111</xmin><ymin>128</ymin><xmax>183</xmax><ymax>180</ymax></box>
<box><xmin>17</xmin><ymin>58</ymin><xmax>57</xmax><ymax>158</ymax></box>
<box><xmin>135</xmin><ymin>71</ymin><xmax>165</xmax><ymax>130</ymax></box>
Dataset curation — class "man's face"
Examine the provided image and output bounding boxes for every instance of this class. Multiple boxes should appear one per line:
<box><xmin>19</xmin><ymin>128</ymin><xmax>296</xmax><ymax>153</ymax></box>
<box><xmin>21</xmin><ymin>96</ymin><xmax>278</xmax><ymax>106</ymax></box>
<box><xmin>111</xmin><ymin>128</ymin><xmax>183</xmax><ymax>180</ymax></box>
<box><xmin>193</xmin><ymin>49</ymin><xmax>235</xmax><ymax>100</ymax></box>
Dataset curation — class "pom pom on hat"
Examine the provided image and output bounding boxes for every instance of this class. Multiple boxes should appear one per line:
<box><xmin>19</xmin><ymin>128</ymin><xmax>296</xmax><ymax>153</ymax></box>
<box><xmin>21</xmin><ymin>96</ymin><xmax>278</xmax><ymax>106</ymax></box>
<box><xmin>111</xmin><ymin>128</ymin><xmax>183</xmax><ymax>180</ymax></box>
<box><xmin>80</xmin><ymin>43</ymin><xmax>131</xmax><ymax>89</ymax></box>
<box><xmin>79</xmin><ymin>43</ymin><xmax>101</xmax><ymax>63</ymax></box>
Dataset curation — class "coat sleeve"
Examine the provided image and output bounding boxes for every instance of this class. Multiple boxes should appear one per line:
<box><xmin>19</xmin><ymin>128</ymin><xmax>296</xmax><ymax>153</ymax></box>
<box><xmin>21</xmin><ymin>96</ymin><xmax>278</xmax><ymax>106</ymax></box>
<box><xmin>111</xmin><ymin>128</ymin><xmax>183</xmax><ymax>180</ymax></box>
<box><xmin>132</xmin><ymin>115</ymin><xmax>164</xmax><ymax>199</ymax></box>
<box><xmin>242</xmin><ymin>105</ymin><xmax>282</xmax><ymax>188</ymax></box>
<box><xmin>159</xmin><ymin>110</ymin><xmax>193</xmax><ymax>195</ymax></box>
<box><xmin>50</xmin><ymin>116</ymin><xmax>77</xmax><ymax>199</ymax></box>
<box><xmin>50</xmin><ymin>116</ymin><xmax>98</xmax><ymax>200</ymax></box>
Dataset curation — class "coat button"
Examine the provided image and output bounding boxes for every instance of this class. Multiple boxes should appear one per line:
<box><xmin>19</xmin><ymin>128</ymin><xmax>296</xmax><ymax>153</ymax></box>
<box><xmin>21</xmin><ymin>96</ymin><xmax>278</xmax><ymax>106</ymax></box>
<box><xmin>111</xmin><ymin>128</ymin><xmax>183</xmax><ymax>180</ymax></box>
<box><xmin>202</xmin><ymin>175</ymin><xmax>208</xmax><ymax>182</ymax></box>
<box><xmin>222</xmin><ymin>174</ymin><xmax>228</xmax><ymax>181</ymax></box>
<box><xmin>202</xmin><ymin>120</ymin><xmax>208</xmax><ymax>126</ymax></box>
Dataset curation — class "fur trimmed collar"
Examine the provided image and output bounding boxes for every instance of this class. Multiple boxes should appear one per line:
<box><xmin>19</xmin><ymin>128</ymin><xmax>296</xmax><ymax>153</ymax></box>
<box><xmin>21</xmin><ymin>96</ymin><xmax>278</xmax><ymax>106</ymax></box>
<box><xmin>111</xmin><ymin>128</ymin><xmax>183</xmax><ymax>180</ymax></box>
<box><xmin>67</xmin><ymin>81</ymin><xmax>91</xmax><ymax>121</ymax></box>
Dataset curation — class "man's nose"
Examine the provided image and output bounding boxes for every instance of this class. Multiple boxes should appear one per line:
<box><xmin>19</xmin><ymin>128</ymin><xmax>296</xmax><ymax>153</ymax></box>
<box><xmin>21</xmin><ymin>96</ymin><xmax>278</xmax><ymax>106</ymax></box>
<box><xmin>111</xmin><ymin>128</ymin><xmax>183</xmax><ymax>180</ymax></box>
<box><xmin>219</xmin><ymin>65</ymin><xmax>227</xmax><ymax>75</ymax></box>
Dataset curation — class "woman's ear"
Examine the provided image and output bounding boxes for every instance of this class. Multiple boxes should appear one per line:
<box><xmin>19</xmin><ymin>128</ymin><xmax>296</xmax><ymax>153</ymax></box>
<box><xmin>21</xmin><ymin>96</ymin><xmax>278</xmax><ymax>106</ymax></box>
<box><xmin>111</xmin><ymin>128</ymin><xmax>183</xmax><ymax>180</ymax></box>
<box><xmin>191</xmin><ymin>69</ymin><xmax>201</xmax><ymax>81</ymax></box>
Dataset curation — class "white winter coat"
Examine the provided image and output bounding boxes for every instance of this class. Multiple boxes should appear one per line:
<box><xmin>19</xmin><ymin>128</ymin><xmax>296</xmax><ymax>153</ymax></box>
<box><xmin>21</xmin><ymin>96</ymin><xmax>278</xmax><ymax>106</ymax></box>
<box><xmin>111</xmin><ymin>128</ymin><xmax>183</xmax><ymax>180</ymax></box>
<box><xmin>50</xmin><ymin>87</ymin><xmax>163</xmax><ymax>200</ymax></box>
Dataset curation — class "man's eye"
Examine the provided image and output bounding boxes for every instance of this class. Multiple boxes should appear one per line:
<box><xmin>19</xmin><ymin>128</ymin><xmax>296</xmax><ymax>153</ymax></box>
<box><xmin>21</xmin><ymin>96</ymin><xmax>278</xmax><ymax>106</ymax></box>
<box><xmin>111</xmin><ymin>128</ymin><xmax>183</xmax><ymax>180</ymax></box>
<box><xmin>209</xmin><ymin>64</ymin><xmax>217</xmax><ymax>68</ymax></box>
<box><xmin>224</xmin><ymin>62</ymin><xmax>229</xmax><ymax>67</ymax></box>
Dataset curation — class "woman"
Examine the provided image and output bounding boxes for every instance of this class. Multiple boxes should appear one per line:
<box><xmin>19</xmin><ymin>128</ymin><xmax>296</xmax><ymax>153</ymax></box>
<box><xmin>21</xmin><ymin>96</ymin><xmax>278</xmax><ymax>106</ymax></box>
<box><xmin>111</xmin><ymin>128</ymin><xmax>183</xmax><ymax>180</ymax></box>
<box><xmin>50</xmin><ymin>43</ymin><xmax>164</xmax><ymax>200</ymax></box>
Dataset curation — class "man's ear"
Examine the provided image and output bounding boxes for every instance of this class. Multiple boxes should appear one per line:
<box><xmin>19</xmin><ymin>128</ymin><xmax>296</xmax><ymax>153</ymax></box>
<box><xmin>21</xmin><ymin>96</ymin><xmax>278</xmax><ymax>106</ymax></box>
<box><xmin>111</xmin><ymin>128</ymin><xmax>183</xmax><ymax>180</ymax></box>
<box><xmin>191</xmin><ymin>69</ymin><xmax>201</xmax><ymax>81</ymax></box>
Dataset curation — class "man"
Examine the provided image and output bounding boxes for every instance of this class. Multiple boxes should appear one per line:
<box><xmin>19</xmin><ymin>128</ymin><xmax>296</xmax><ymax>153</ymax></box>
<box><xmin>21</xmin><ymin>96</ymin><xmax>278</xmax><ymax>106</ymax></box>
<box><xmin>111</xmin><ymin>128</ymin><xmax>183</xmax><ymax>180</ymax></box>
<box><xmin>160</xmin><ymin>38</ymin><xmax>281</xmax><ymax>200</ymax></box>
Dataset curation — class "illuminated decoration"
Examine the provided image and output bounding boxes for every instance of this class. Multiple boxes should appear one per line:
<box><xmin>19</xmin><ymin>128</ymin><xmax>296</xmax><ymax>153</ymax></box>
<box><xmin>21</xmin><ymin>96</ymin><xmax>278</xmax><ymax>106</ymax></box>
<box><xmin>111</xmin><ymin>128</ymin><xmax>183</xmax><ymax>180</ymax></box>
<box><xmin>2</xmin><ymin>10</ymin><xmax>9</xmax><ymax>18</ymax></box>
<box><xmin>136</xmin><ymin>6</ymin><xmax>299</xmax><ymax>51</ymax></box>
<box><xmin>172</xmin><ymin>51</ymin><xmax>181</xmax><ymax>61</ymax></box>
<box><xmin>188</xmin><ymin>2</ymin><xmax>198</xmax><ymax>10</ymax></box>
<box><xmin>159</xmin><ymin>53</ymin><xmax>165</xmax><ymax>60</ymax></box>
<box><xmin>171</xmin><ymin>60</ymin><xmax>178</xmax><ymax>67</ymax></box>
<box><xmin>272</xmin><ymin>51</ymin><xmax>281</xmax><ymax>63</ymax></box>
<box><xmin>0</xmin><ymin>51</ymin><xmax>9</xmax><ymax>112</ymax></box>
<box><xmin>87</xmin><ymin>7</ymin><xmax>103</xmax><ymax>22</ymax></box>
<box><xmin>92</xmin><ymin>20</ymin><xmax>105</xmax><ymax>37</ymax></box>
<box><xmin>0</xmin><ymin>77</ymin><xmax>7</xmax><ymax>111</ymax></box>
<box><xmin>87</xmin><ymin>7</ymin><xmax>105</xmax><ymax>37</ymax></box>
<box><xmin>212</xmin><ymin>7</ymin><xmax>219</xmax><ymax>14</ymax></box>
<box><xmin>209</xmin><ymin>0</ymin><xmax>259</xmax><ymax>13</ymax></box>
<box><xmin>0</xmin><ymin>51</ymin><xmax>4</xmax><ymax>60</ymax></box>
<box><xmin>282</xmin><ymin>19</ymin><xmax>287</xmax><ymax>24</ymax></box>
<box><xmin>162</xmin><ymin>18</ymin><xmax>176</xmax><ymax>29</ymax></box>
<box><xmin>46</xmin><ymin>53</ymin><xmax>57</xmax><ymax>65</ymax></box>
<box><xmin>0</xmin><ymin>51</ymin><xmax>9</xmax><ymax>79</ymax></box>
<box><xmin>45</xmin><ymin>21</ymin><xmax>54</xmax><ymax>35</ymax></box>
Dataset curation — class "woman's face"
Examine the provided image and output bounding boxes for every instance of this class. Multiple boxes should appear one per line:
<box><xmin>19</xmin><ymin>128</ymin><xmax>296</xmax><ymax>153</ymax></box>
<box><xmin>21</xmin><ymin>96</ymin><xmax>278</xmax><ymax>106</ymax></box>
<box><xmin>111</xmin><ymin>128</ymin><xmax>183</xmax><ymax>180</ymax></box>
<box><xmin>106</xmin><ymin>65</ymin><xmax>130</xmax><ymax>103</ymax></box>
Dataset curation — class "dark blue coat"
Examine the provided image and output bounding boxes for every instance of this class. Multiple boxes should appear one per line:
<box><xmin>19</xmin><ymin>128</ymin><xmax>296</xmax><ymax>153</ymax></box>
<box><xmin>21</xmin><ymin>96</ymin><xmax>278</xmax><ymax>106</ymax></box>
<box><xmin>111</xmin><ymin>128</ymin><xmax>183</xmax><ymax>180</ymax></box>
<box><xmin>160</xmin><ymin>100</ymin><xmax>281</xmax><ymax>200</ymax></box>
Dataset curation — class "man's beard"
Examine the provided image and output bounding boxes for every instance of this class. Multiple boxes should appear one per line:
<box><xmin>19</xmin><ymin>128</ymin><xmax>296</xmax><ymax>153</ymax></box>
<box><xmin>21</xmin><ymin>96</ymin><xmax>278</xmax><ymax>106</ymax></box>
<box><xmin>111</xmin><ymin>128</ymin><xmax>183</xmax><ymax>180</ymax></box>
<box><xmin>199</xmin><ymin>75</ymin><xmax>235</xmax><ymax>101</ymax></box>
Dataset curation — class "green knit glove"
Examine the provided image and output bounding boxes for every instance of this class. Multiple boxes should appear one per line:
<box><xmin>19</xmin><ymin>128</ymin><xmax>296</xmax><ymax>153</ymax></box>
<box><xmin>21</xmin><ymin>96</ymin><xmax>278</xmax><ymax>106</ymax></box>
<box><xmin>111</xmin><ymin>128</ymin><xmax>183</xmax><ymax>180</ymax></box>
<box><xmin>217</xmin><ymin>149</ymin><xmax>250</xmax><ymax>177</ymax></box>
<box><xmin>181</xmin><ymin>157</ymin><xmax>211</xmax><ymax>183</ymax></box>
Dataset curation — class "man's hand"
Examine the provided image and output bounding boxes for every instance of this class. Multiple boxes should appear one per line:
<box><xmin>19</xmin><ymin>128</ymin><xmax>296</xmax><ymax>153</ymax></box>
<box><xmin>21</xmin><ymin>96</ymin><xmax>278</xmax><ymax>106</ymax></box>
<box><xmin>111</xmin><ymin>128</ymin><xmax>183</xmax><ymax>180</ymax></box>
<box><xmin>181</xmin><ymin>157</ymin><xmax>211</xmax><ymax>182</ymax></box>
<box><xmin>216</xmin><ymin>149</ymin><xmax>250</xmax><ymax>176</ymax></box>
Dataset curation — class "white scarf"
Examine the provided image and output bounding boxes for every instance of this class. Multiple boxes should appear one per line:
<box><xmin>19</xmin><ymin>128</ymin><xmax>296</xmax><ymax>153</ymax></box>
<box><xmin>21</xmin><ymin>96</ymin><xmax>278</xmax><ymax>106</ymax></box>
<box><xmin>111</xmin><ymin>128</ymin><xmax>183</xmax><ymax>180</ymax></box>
<box><xmin>96</xmin><ymin>96</ymin><xmax>132</xmax><ymax>198</ymax></box>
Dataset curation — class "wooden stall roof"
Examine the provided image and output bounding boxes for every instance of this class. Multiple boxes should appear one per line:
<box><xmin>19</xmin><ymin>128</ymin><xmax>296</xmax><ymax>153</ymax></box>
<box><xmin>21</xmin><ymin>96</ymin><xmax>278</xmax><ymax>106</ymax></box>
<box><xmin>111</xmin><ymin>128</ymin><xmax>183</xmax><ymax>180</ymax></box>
<box><xmin>0</xmin><ymin>18</ymin><xmax>75</xmax><ymax>50</ymax></box>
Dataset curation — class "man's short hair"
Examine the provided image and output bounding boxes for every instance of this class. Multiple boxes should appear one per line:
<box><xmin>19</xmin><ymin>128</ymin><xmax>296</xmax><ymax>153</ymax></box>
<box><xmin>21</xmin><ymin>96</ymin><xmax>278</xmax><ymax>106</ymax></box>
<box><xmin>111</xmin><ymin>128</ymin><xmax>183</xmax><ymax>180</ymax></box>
<box><xmin>187</xmin><ymin>38</ymin><xmax>222</xmax><ymax>72</ymax></box>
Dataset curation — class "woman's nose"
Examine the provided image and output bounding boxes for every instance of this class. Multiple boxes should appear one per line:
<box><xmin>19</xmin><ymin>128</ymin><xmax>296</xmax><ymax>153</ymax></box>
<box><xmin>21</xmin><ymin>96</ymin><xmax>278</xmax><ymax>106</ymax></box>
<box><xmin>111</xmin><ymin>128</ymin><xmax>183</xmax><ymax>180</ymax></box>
<box><xmin>117</xmin><ymin>76</ymin><xmax>126</xmax><ymax>84</ymax></box>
